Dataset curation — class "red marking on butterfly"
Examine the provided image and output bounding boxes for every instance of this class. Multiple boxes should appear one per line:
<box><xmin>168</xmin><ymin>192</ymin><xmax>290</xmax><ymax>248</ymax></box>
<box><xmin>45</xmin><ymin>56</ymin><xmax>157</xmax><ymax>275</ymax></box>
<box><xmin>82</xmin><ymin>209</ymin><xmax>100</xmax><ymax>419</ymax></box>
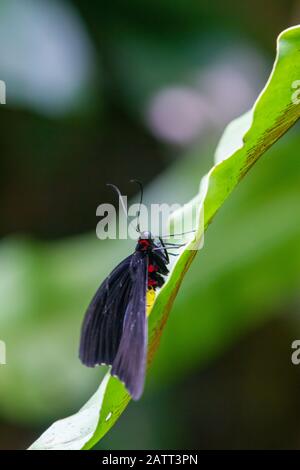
<box><xmin>138</xmin><ymin>239</ymin><xmax>150</xmax><ymax>250</ymax></box>
<box><xmin>148</xmin><ymin>264</ymin><xmax>158</xmax><ymax>273</ymax></box>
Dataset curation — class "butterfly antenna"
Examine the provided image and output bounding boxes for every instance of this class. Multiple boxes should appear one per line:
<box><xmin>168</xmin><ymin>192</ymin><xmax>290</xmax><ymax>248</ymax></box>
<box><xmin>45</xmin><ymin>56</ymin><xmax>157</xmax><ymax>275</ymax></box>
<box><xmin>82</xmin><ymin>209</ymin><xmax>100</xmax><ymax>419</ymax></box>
<box><xmin>160</xmin><ymin>229</ymin><xmax>196</xmax><ymax>238</ymax></box>
<box><xmin>107</xmin><ymin>183</ymin><xmax>129</xmax><ymax>221</ymax></box>
<box><xmin>130</xmin><ymin>179</ymin><xmax>143</xmax><ymax>233</ymax></box>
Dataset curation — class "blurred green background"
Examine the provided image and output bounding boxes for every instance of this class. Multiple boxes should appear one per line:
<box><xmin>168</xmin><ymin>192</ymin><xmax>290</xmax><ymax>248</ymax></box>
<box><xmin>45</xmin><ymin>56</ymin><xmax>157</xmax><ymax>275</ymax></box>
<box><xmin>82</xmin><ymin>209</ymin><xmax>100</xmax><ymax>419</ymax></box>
<box><xmin>1</xmin><ymin>0</ymin><xmax>300</xmax><ymax>450</ymax></box>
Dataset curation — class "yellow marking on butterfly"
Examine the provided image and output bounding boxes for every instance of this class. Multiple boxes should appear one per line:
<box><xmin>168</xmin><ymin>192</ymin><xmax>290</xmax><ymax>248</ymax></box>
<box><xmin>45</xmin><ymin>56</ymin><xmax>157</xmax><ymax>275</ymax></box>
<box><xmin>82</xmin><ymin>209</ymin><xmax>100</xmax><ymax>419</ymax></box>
<box><xmin>146</xmin><ymin>288</ymin><xmax>156</xmax><ymax>317</ymax></box>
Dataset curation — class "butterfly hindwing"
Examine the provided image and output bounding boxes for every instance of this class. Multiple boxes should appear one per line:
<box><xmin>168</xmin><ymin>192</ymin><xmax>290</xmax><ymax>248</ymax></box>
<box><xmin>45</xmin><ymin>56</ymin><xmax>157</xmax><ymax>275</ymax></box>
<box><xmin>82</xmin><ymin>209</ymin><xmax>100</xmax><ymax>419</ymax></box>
<box><xmin>111</xmin><ymin>251</ymin><xmax>148</xmax><ymax>400</ymax></box>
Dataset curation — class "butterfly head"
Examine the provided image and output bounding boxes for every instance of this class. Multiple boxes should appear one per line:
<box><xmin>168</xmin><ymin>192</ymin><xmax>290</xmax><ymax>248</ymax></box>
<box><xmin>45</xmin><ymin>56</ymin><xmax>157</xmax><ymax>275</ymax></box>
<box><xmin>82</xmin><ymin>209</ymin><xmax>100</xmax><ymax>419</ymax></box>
<box><xmin>137</xmin><ymin>231</ymin><xmax>154</xmax><ymax>251</ymax></box>
<box><xmin>139</xmin><ymin>231</ymin><xmax>152</xmax><ymax>240</ymax></box>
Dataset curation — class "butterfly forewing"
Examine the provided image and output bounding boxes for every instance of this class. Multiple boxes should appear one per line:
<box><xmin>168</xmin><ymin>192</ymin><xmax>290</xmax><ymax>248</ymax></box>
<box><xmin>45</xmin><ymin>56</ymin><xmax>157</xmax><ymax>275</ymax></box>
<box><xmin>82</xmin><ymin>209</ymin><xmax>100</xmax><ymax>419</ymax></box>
<box><xmin>79</xmin><ymin>255</ymin><xmax>133</xmax><ymax>367</ymax></box>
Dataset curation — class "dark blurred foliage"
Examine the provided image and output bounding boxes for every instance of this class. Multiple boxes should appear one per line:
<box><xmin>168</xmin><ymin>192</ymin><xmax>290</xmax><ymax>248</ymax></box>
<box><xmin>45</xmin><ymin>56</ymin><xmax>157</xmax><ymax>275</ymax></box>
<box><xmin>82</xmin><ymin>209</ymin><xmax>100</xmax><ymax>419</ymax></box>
<box><xmin>1</xmin><ymin>0</ymin><xmax>296</xmax><ymax>239</ymax></box>
<box><xmin>1</xmin><ymin>0</ymin><xmax>300</xmax><ymax>450</ymax></box>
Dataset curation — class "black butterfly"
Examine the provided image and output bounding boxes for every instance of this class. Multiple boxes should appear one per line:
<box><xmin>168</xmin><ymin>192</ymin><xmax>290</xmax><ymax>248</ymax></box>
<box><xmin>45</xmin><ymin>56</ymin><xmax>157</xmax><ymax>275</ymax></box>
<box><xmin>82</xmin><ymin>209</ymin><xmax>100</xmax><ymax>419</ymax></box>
<box><xmin>79</xmin><ymin>182</ymin><xmax>189</xmax><ymax>400</ymax></box>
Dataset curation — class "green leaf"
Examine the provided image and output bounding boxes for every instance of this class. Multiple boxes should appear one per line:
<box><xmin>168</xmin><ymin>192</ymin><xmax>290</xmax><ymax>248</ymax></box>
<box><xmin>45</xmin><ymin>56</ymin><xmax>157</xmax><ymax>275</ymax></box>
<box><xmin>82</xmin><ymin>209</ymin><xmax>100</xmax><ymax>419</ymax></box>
<box><xmin>29</xmin><ymin>25</ymin><xmax>300</xmax><ymax>450</ymax></box>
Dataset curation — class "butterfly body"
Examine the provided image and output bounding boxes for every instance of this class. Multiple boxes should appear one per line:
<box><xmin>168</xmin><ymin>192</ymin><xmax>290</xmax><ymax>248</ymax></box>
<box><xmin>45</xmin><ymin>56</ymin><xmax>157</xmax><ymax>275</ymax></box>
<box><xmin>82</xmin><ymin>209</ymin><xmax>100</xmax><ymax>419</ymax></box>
<box><xmin>79</xmin><ymin>232</ymin><xmax>169</xmax><ymax>400</ymax></box>
<box><xmin>136</xmin><ymin>232</ymin><xmax>169</xmax><ymax>290</ymax></box>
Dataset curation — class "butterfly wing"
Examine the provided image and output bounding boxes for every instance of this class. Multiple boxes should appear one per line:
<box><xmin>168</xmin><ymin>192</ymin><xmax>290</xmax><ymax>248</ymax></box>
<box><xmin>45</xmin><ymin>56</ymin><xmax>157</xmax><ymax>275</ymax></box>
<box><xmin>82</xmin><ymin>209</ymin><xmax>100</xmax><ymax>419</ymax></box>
<box><xmin>79</xmin><ymin>255</ymin><xmax>133</xmax><ymax>367</ymax></box>
<box><xmin>111</xmin><ymin>250</ymin><xmax>148</xmax><ymax>400</ymax></box>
